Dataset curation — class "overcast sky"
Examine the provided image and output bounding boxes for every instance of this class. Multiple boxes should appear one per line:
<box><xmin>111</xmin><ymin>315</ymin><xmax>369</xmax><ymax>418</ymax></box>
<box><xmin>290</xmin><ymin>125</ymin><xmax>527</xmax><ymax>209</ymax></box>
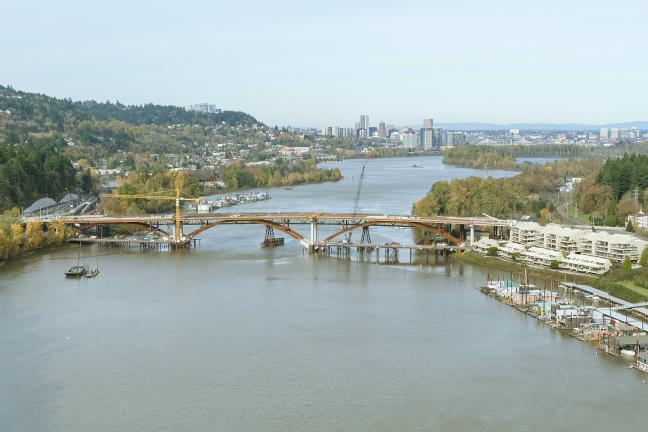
<box><xmin>2</xmin><ymin>0</ymin><xmax>646</xmax><ymax>127</ymax></box>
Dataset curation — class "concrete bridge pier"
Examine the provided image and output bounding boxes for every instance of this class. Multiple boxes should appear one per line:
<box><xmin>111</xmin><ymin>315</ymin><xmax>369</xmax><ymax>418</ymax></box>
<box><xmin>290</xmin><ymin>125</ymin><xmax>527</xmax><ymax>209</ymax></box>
<box><xmin>309</xmin><ymin>220</ymin><xmax>319</xmax><ymax>253</ymax></box>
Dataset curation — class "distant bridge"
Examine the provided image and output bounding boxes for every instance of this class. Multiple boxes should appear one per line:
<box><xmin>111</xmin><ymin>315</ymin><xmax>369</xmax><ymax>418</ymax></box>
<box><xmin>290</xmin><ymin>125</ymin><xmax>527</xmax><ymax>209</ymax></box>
<box><xmin>30</xmin><ymin>212</ymin><xmax>510</xmax><ymax>251</ymax></box>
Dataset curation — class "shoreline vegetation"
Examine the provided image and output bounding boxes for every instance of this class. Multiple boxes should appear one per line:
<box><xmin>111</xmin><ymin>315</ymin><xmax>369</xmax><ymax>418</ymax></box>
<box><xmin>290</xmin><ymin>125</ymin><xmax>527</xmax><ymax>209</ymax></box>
<box><xmin>104</xmin><ymin>159</ymin><xmax>342</xmax><ymax>214</ymax></box>
<box><xmin>0</xmin><ymin>208</ymin><xmax>71</xmax><ymax>262</ymax></box>
<box><xmin>413</xmin><ymin>157</ymin><xmax>598</xmax><ymax>221</ymax></box>
<box><xmin>440</xmin><ymin>144</ymin><xmax>597</xmax><ymax>170</ymax></box>
<box><xmin>415</xmin><ymin>147</ymin><xmax>648</xmax><ymax>228</ymax></box>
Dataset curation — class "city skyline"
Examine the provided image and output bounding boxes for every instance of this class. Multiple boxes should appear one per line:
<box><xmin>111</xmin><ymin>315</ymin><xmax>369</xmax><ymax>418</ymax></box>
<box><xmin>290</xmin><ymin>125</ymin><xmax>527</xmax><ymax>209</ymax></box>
<box><xmin>3</xmin><ymin>0</ymin><xmax>648</xmax><ymax>126</ymax></box>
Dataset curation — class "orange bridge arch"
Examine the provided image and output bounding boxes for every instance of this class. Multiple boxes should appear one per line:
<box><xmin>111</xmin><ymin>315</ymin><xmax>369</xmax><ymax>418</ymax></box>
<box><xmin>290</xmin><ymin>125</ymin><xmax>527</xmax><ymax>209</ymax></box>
<box><xmin>185</xmin><ymin>219</ymin><xmax>306</xmax><ymax>243</ymax></box>
<box><xmin>322</xmin><ymin>221</ymin><xmax>462</xmax><ymax>245</ymax></box>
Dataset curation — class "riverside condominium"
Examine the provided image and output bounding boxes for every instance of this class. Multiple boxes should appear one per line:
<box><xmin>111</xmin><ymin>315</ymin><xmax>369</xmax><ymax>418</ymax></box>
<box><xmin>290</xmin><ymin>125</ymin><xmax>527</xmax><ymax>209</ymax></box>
<box><xmin>511</xmin><ymin>222</ymin><xmax>647</xmax><ymax>263</ymax></box>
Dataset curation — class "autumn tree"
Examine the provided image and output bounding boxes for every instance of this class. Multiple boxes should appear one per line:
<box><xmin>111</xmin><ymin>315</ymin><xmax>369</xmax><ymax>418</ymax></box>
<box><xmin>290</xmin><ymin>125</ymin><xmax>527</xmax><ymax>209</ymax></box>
<box><xmin>25</xmin><ymin>221</ymin><xmax>43</xmax><ymax>250</ymax></box>
<box><xmin>47</xmin><ymin>220</ymin><xmax>68</xmax><ymax>244</ymax></box>
<box><xmin>539</xmin><ymin>208</ymin><xmax>552</xmax><ymax>225</ymax></box>
<box><xmin>616</xmin><ymin>191</ymin><xmax>639</xmax><ymax>225</ymax></box>
<box><xmin>0</xmin><ymin>227</ymin><xmax>8</xmax><ymax>259</ymax></box>
<box><xmin>9</xmin><ymin>223</ymin><xmax>24</xmax><ymax>256</ymax></box>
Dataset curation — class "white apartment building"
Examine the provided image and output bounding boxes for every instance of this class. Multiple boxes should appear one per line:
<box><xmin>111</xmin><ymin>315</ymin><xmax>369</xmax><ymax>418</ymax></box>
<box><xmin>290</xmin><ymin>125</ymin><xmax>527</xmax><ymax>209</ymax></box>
<box><xmin>498</xmin><ymin>242</ymin><xmax>526</xmax><ymax>259</ymax></box>
<box><xmin>577</xmin><ymin>232</ymin><xmax>647</xmax><ymax>262</ymax></box>
<box><xmin>472</xmin><ymin>238</ymin><xmax>499</xmax><ymax>255</ymax></box>
<box><xmin>538</xmin><ymin>225</ymin><xmax>582</xmax><ymax>253</ymax></box>
<box><xmin>521</xmin><ymin>247</ymin><xmax>564</xmax><ymax>267</ymax></box>
<box><xmin>511</xmin><ymin>221</ymin><xmax>647</xmax><ymax>263</ymax></box>
<box><xmin>560</xmin><ymin>253</ymin><xmax>612</xmax><ymax>275</ymax></box>
<box><xmin>510</xmin><ymin>222</ymin><xmax>543</xmax><ymax>246</ymax></box>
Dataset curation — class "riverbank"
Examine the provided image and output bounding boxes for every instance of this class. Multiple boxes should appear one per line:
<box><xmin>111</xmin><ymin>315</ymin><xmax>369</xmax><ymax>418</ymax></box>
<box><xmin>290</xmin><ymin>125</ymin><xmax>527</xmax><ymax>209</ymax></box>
<box><xmin>457</xmin><ymin>251</ymin><xmax>648</xmax><ymax>303</ymax></box>
<box><xmin>0</xmin><ymin>241</ymin><xmax>72</xmax><ymax>267</ymax></box>
<box><xmin>456</xmin><ymin>251</ymin><xmax>594</xmax><ymax>282</ymax></box>
<box><xmin>441</xmin><ymin>144</ymin><xmax>597</xmax><ymax>170</ymax></box>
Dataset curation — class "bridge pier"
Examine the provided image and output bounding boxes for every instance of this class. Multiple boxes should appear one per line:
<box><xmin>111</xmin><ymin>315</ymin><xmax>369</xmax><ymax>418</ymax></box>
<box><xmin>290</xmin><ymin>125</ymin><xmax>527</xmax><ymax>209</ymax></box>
<box><xmin>309</xmin><ymin>220</ymin><xmax>319</xmax><ymax>253</ymax></box>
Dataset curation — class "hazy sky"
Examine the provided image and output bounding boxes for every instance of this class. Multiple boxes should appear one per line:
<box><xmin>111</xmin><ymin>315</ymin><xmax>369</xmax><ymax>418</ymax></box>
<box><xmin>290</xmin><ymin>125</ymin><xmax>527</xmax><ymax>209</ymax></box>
<box><xmin>2</xmin><ymin>0</ymin><xmax>646</xmax><ymax>126</ymax></box>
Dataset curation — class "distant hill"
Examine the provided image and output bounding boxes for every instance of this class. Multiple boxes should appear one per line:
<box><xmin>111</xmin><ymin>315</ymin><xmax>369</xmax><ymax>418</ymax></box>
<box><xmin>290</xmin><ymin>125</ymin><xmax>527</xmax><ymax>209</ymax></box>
<box><xmin>415</xmin><ymin>121</ymin><xmax>648</xmax><ymax>131</ymax></box>
<box><xmin>0</xmin><ymin>85</ymin><xmax>266</xmax><ymax>157</ymax></box>
<box><xmin>0</xmin><ymin>85</ymin><xmax>260</xmax><ymax>131</ymax></box>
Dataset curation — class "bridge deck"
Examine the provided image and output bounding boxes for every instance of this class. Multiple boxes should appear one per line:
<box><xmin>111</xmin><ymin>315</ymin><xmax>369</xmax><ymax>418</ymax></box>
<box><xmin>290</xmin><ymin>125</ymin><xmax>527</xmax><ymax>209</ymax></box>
<box><xmin>30</xmin><ymin>212</ymin><xmax>510</xmax><ymax>227</ymax></box>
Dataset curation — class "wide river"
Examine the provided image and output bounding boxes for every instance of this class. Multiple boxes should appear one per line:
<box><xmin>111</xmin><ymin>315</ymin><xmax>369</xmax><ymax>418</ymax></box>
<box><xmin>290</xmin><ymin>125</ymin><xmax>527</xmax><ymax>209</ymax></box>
<box><xmin>1</xmin><ymin>156</ymin><xmax>645</xmax><ymax>431</ymax></box>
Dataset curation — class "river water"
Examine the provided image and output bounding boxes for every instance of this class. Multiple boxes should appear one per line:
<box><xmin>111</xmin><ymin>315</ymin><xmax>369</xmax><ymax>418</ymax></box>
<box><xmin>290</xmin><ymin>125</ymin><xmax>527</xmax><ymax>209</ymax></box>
<box><xmin>1</xmin><ymin>156</ymin><xmax>645</xmax><ymax>432</ymax></box>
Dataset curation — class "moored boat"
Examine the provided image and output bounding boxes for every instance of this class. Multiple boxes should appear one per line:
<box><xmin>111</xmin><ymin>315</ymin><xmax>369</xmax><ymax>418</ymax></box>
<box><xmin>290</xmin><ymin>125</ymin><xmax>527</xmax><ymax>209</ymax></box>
<box><xmin>85</xmin><ymin>269</ymin><xmax>100</xmax><ymax>278</ymax></box>
<box><xmin>620</xmin><ymin>349</ymin><xmax>636</xmax><ymax>357</ymax></box>
<box><xmin>65</xmin><ymin>265</ymin><xmax>88</xmax><ymax>277</ymax></box>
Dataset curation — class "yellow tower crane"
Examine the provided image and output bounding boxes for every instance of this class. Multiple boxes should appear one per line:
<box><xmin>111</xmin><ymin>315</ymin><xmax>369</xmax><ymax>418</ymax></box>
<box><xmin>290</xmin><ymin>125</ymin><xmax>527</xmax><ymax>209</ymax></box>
<box><xmin>102</xmin><ymin>179</ymin><xmax>201</xmax><ymax>245</ymax></box>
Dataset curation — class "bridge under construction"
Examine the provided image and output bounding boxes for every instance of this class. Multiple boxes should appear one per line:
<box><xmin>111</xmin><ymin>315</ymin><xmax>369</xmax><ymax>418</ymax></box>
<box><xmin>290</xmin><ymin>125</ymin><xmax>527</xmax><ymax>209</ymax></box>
<box><xmin>30</xmin><ymin>212</ymin><xmax>511</xmax><ymax>253</ymax></box>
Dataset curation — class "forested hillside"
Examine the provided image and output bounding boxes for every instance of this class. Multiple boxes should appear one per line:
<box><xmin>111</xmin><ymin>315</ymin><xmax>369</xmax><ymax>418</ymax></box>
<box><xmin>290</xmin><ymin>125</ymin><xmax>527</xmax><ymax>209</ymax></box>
<box><xmin>596</xmin><ymin>154</ymin><xmax>648</xmax><ymax>200</ymax></box>
<box><xmin>0</xmin><ymin>85</ymin><xmax>265</xmax><ymax>211</ymax></box>
<box><xmin>0</xmin><ymin>138</ymin><xmax>87</xmax><ymax>210</ymax></box>
<box><xmin>575</xmin><ymin>154</ymin><xmax>648</xmax><ymax>226</ymax></box>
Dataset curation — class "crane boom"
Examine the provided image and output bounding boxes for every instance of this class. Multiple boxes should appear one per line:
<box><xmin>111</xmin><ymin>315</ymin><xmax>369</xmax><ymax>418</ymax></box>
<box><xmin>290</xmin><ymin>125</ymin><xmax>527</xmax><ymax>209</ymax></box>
<box><xmin>102</xmin><ymin>193</ymin><xmax>200</xmax><ymax>202</ymax></box>
<box><xmin>345</xmin><ymin>159</ymin><xmax>369</xmax><ymax>242</ymax></box>
<box><xmin>101</xmin><ymin>188</ymin><xmax>201</xmax><ymax>244</ymax></box>
<box><xmin>352</xmin><ymin>161</ymin><xmax>368</xmax><ymax>217</ymax></box>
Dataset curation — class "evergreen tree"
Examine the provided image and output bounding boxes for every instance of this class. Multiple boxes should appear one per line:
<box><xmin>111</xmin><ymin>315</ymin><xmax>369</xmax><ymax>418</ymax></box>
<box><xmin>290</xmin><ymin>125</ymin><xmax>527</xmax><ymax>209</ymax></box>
<box><xmin>640</xmin><ymin>248</ymin><xmax>648</xmax><ymax>267</ymax></box>
<box><xmin>606</xmin><ymin>200</ymin><xmax>617</xmax><ymax>226</ymax></box>
<box><xmin>623</xmin><ymin>257</ymin><xmax>632</xmax><ymax>274</ymax></box>
<box><xmin>626</xmin><ymin>219</ymin><xmax>635</xmax><ymax>232</ymax></box>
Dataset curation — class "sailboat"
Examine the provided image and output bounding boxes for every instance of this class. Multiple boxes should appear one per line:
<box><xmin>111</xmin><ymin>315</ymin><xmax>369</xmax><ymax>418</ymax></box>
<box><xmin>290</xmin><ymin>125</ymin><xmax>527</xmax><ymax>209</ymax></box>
<box><xmin>85</xmin><ymin>257</ymin><xmax>100</xmax><ymax>278</ymax></box>
<box><xmin>65</xmin><ymin>243</ymin><xmax>88</xmax><ymax>277</ymax></box>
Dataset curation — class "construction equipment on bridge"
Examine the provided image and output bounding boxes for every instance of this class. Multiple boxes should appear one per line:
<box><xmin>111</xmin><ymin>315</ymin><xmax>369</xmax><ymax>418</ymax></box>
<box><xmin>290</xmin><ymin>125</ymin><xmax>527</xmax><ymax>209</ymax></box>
<box><xmin>102</xmin><ymin>174</ymin><xmax>201</xmax><ymax>246</ymax></box>
<box><xmin>345</xmin><ymin>159</ymin><xmax>369</xmax><ymax>243</ymax></box>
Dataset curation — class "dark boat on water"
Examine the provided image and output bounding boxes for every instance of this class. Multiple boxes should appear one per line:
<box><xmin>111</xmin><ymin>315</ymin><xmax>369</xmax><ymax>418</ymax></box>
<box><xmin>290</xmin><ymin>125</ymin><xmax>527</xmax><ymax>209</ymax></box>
<box><xmin>65</xmin><ymin>265</ymin><xmax>88</xmax><ymax>277</ymax></box>
<box><xmin>65</xmin><ymin>241</ymin><xmax>92</xmax><ymax>278</ymax></box>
